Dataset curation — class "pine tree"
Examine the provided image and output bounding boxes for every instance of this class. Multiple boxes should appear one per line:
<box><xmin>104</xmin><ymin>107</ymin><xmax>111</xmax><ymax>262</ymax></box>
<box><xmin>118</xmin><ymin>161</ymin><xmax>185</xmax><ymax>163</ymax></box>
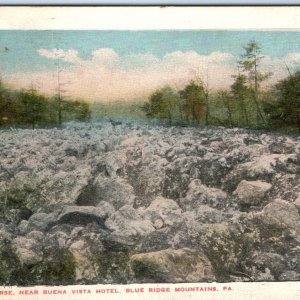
<box><xmin>239</xmin><ymin>40</ymin><xmax>272</xmax><ymax>126</ymax></box>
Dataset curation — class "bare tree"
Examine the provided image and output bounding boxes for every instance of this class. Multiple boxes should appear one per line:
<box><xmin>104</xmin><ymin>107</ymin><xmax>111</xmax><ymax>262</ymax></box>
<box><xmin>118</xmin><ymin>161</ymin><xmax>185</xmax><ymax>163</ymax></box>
<box><xmin>53</xmin><ymin>50</ymin><xmax>70</xmax><ymax>127</ymax></box>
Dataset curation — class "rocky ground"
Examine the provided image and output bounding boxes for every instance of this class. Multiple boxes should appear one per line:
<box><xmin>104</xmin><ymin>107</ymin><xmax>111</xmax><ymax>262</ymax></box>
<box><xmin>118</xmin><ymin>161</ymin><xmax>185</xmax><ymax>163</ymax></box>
<box><xmin>0</xmin><ymin>121</ymin><xmax>299</xmax><ymax>285</ymax></box>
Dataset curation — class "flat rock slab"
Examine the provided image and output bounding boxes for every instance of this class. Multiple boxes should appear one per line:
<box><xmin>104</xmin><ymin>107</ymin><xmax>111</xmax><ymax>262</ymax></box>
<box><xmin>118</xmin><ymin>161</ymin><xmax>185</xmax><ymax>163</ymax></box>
<box><xmin>57</xmin><ymin>206</ymin><xmax>110</xmax><ymax>227</ymax></box>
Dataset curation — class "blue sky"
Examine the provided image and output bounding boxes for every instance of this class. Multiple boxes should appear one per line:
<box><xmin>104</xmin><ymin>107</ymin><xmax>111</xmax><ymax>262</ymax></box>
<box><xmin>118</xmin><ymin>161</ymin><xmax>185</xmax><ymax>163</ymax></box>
<box><xmin>1</xmin><ymin>30</ymin><xmax>300</xmax><ymax>101</ymax></box>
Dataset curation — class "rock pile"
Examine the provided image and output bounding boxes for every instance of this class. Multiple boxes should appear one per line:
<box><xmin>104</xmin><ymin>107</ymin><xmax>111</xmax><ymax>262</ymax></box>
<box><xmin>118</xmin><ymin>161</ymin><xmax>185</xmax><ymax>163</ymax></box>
<box><xmin>0</xmin><ymin>122</ymin><xmax>299</xmax><ymax>284</ymax></box>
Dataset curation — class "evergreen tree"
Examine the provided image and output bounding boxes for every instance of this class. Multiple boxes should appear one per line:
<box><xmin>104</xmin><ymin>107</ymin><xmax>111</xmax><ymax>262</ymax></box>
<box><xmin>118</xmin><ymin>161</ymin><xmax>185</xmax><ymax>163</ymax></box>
<box><xmin>264</xmin><ymin>70</ymin><xmax>300</xmax><ymax>130</ymax></box>
<box><xmin>180</xmin><ymin>80</ymin><xmax>207</xmax><ymax>124</ymax></box>
<box><xmin>231</xmin><ymin>74</ymin><xmax>250</xmax><ymax>126</ymax></box>
<box><xmin>217</xmin><ymin>90</ymin><xmax>234</xmax><ymax>127</ymax></box>
<box><xmin>19</xmin><ymin>89</ymin><xmax>48</xmax><ymax>129</ymax></box>
<box><xmin>144</xmin><ymin>87</ymin><xmax>181</xmax><ymax>125</ymax></box>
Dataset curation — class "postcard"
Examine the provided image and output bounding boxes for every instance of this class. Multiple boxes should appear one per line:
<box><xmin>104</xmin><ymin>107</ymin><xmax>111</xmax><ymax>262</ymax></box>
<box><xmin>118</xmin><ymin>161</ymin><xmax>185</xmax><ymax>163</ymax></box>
<box><xmin>0</xmin><ymin>6</ymin><xmax>299</xmax><ymax>300</ymax></box>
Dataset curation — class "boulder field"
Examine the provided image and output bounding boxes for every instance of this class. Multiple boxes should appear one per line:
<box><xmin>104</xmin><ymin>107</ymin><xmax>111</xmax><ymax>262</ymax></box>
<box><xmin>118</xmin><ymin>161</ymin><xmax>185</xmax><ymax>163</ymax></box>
<box><xmin>0</xmin><ymin>121</ymin><xmax>299</xmax><ymax>285</ymax></box>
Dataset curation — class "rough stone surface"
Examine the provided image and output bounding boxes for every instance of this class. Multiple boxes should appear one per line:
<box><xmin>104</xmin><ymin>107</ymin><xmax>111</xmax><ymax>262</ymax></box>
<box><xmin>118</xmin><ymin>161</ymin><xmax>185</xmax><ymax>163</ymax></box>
<box><xmin>141</xmin><ymin>196</ymin><xmax>183</xmax><ymax>227</ymax></box>
<box><xmin>57</xmin><ymin>205</ymin><xmax>111</xmax><ymax>227</ymax></box>
<box><xmin>255</xmin><ymin>199</ymin><xmax>300</xmax><ymax>240</ymax></box>
<box><xmin>129</xmin><ymin>248</ymin><xmax>215</xmax><ymax>283</ymax></box>
<box><xmin>294</xmin><ymin>197</ymin><xmax>300</xmax><ymax>210</ymax></box>
<box><xmin>0</xmin><ymin>121</ymin><xmax>299</xmax><ymax>284</ymax></box>
<box><xmin>69</xmin><ymin>239</ymin><xmax>100</xmax><ymax>281</ymax></box>
<box><xmin>105</xmin><ymin>205</ymin><xmax>156</xmax><ymax>240</ymax></box>
<box><xmin>233</xmin><ymin>180</ymin><xmax>272</xmax><ymax>206</ymax></box>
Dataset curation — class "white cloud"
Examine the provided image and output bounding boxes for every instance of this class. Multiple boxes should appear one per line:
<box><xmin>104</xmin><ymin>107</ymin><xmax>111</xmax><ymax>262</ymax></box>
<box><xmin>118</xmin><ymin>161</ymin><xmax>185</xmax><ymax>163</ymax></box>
<box><xmin>6</xmin><ymin>48</ymin><xmax>296</xmax><ymax>102</ymax></box>
<box><xmin>91</xmin><ymin>48</ymin><xmax>119</xmax><ymax>66</ymax></box>
<box><xmin>37</xmin><ymin>48</ymin><xmax>82</xmax><ymax>63</ymax></box>
<box><xmin>278</xmin><ymin>53</ymin><xmax>300</xmax><ymax>72</ymax></box>
<box><xmin>255</xmin><ymin>53</ymin><xmax>300</xmax><ymax>84</ymax></box>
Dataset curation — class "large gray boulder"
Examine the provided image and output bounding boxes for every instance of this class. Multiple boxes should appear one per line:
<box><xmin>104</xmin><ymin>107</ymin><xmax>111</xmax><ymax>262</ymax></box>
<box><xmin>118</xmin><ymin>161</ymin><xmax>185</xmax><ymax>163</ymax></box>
<box><xmin>93</xmin><ymin>177</ymin><xmax>135</xmax><ymax>210</ymax></box>
<box><xmin>76</xmin><ymin>176</ymin><xmax>135</xmax><ymax>209</ymax></box>
<box><xmin>129</xmin><ymin>248</ymin><xmax>215</xmax><ymax>283</ymax></box>
<box><xmin>12</xmin><ymin>236</ymin><xmax>43</xmax><ymax>267</ymax></box>
<box><xmin>105</xmin><ymin>205</ymin><xmax>155</xmax><ymax>241</ymax></box>
<box><xmin>233</xmin><ymin>180</ymin><xmax>272</xmax><ymax>206</ymax></box>
<box><xmin>255</xmin><ymin>199</ymin><xmax>300</xmax><ymax>241</ymax></box>
<box><xmin>141</xmin><ymin>196</ymin><xmax>182</xmax><ymax>228</ymax></box>
<box><xmin>181</xmin><ymin>179</ymin><xmax>227</xmax><ymax>210</ymax></box>
<box><xmin>68</xmin><ymin>239</ymin><xmax>101</xmax><ymax>281</ymax></box>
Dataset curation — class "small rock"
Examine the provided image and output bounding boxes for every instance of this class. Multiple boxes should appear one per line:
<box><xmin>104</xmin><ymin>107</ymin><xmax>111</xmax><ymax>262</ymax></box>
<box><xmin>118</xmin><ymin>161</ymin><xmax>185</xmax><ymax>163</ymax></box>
<box><xmin>65</xmin><ymin>145</ymin><xmax>79</xmax><ymax>157</ymax></box>
<box><xmin>96</xmin><ymin>201</ymin><xmax>115</xmax><ymax>216</ymax></box>
<box><xmin>17</xmin><ymin>220</ymin><xmax>29</xmax><ymax>235</ymax></box>
<box><xmin>195</xmin><ymin>205</ymin><xmax>225</xmax><ymax>224</ymax></box>
<box><xmin>253</xmin><ymin>252</ymin><xmax>286</xmax><ymax>278</ymax></box>
<box><xmin>244</xmin><ymin>136</ymin><xmax>262</xmax><ymax>145</ymax></box>
<box><xmin>153</xmin><ymin>219</ymin><xmax>164</xmax><ymax>229</ymax></box>
<box><xmin>12</xmin><ymin>236</ymin><xmax>43</xmax><ymax>266</ymax></box>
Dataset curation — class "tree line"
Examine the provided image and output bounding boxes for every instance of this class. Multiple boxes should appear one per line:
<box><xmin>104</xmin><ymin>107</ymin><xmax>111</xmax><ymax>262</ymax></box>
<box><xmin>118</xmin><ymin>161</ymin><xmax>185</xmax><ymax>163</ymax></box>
<box><xmin>143</xmin><ymin>40</ymin><xmax>300</xmax><ymax>131</ymax></box>
<box><xmin>0</xmin><ymin>82</ymin><xmax>91</xmax><ymax>129</ymax></box>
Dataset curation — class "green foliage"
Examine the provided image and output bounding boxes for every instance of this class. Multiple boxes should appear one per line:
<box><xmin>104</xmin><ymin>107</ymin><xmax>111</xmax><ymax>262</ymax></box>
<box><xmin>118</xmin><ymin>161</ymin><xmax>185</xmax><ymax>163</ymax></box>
<box><xmin>240</xmin><ymin>40</ymin><xmax>272</xmax><ymax>85</ymax></box>
<box><xmin>0</xmin><ymin>80</ymin><xmax>91</xmax><ymax>128</ymax></box>
<box><xmin>180</xmin><ymin>80</ymin><xmax>207</xmax><ymax>124</ymax></box>
<box><xmin>60</xmin><ymin>98</ymin><xmax>91</xmax><ymax>122</ymax></box>
<box><xmin>0</xmin><ymin>82</ymin><xmax>23</xmax><ymax>126</ymax></box>
<box><xmin>73</xmin><ymin>100</ymin><xmax>91</xmax><ymax>121</ymax></box>
<box><xmin>144</xmin><ymin>81</ymin><xmax>209</xmax><ymax>125</ymax></box>
<box><xmin>240</xmin><ymin>41</ymin><xmax>263</xmax><ymax>78</ymax></box>
<box><xmin>230</xmin><ymin>74</ymin><xmax>252</xmax><ymax>126</ymax></box>
<box><xmin>213</xmin><ymin>90</ymin><xmax>235</xmax><ymax>127</ymax></box>
<box><xmin>144</xmin><ymin>86</ymin><xmax>182</xmax><ymax>124</ymax></box>
<box><xmin>143</xmin><ymin>41</ymin><xmax>293</xmax><ymax>130</ymax></box>
<box><xmin>1</xmin><ymin>39</ymin><xmax>299</xmax><ymax>132</ymax></box>
<box><xmin>18</xmin><ymin>89</ymin><xmax>49</xmax><ymax>129</ymax></box>
<box><xmin>264</xmin><ymin>70</ymin><xmax>300</xmax><ymax>130</ymax></box>
<box><xmin>92</xmin><ymin>100</ymin><xmax>146</xmax><ymax>120</ymax></box>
